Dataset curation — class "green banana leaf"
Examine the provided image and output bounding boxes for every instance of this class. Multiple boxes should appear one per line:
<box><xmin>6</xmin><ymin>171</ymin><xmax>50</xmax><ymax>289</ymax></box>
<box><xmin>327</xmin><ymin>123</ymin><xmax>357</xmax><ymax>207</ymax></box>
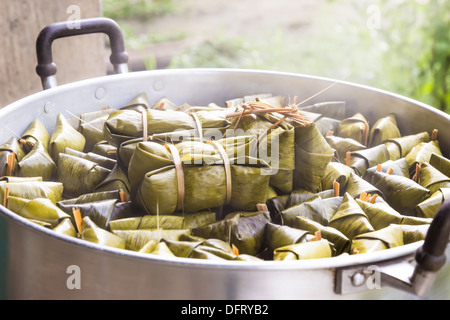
<box><xmin>64</xmin><ymin>147</ymin><xmax>117</xmax><ymax>170</ymax></box>
<box><xmin>416</xmin><ymin>162</ymin><xmax>450</xmax><ymax>195</ymax></box>
<box><xmin>265</xmin><ymin>222</ymin><xmax>313</xmax><ymax>253</ymax></box>
<box><xmin>328</xmin><ymin>193</ymin><xmax>374</xmax><ymax>240</ymax></box>
<box><xmin>368</xmin><ymin>114</ymin><xmax>401</xmax><ymax>147</ymax></box>
<box><xmin>294</xmin><ymin>215</ymin><xmax>351</xmax><ymax>256</ymax></box>
<box><xmin>6</xmin><ymin>196</ymin><xmax>70</xmax><ymax>228</ymax></box>
<box><xmin>325</xmin><ymin>135</ymin><xmax>366</xmax><ymax>164</ymax></box>
<box><xmin>384</xmin><ymin>131</ymin><xmax>430</xmax><ymax>160</ymax></box>
<box><xmin>293</xmin><ymin>123</ymin><xmax>334</xmax><ymax>192</ymax></box>
<box><xmin>266</xmin><ymin>194</ymin><xmax>290</xmax><ymax>224</ymax></box>
<box><xmin>314</xmin><ymin>117</ymin><xmax>340</xmax><ymax>137</ymax></box>
<box><xmin>0</xmin><ymin>137</ymin><xmax>25</xmax><ymax>177</ymax></box>
<box><xmin>0</xmin><ymin>180</ymin><xmax>63</xmax><ymax>204</ymax></box>
<box><xmin>337</xmin><ymin>113</ymin><xmax>369</xmax><ymax>145</ymax></box>
<box><xmin>281</xmin><ymin>196</ymin><xmax>342</xmax><ymax>227</ymax></box>
<box><xmin>300</xmin><ymin>101</ymin><xmax>346</xmax><ymax>120</ymax></box>
<box><xmin>286</xmin><ymin>189</ymin><xmax>336</xmax><ymax>209</ymax></box>
<box><xmin>321</xmin><ymin>161</ymin><xmax>354</xmax><ymax>192</ymax></box>
<box><xmin>53</xmin><ymin>218</ymin><xmax>77</xmax><ymax>237</ymax></box>
<box><xmin>416</xmin><ymin>187</ymin><xmax>450</xmax><ymax>218</ymax></box>
<box><xmin>112</xmin><ymin>229</ymin><xmax>190</xmax><ymax>251</ymax></box>
<box><xmin>67</xmin><ymin>199</ymin><xmax>118</xmax><ymax>230</ymax></box>
<box><xmin>81</xmin><ymin>216</ymin><xmax>126</xmax><ymax>249</ymax></box>
<box><xmin>351</xmin><ymin>224</ymin><xmax>404</xmax><ymax>254</ymax></box>
<box><xmin>367</xmin><ymin>170</ymin><xmax>430</xmax><ymax>216</ymax></box>
<box><xmin>57</xmin><ymin>189</ymin><xmax>122</xmax><ymax>206</ymax></box>
<box><xmin>273</xmin><ymin>239</ymin><xmax>333</xmax><ymax>261</ymax></box>
<box><xmin>363</xmin><ymin>158</ymin><xmax>410</xmax><ymax>182</ymax></box>
<box><xmin>122</xmin><ymin>92</ymin><xmax>152</xmax><ymax>111</ymax></box>
<box><xmin>0</xmin><ymin>176</ymin><xmax>42</xmax><ymax>182</ymax></box>
<box><xmin>429</xmin><ymin>152</ymin><xmax>450</xmax><ymax>178</ymax></box>
<box><xmin>348</xmin><ymin>144</ymin><xmax>390</xmax><ymax>177</ymax></box>
<box><xmin>56</xmin><ymin>153</ymin><xmax>111</xmax><ymax>198</ymax></box>
<box><xmin>345</xmin><ymin>172</ymin><xmax>384</xmax><ymax>201</ymax></box>
<box><xmin>162</xmin><ymin>236</ymin><xmax>239</xmax><ymax>260</ymax></box>
<box><xmin>17</xmin><ymin>141</ymin><xmax>56</xmax><ymax>181</ymax></box>
<box><xmin>405</xmin><ymin>140</ymin><xmax>442</xmax><ymax>171</ymax></box>
<box><xmin>91</xmin><ymin>140</ymin><xmax>117</xmax><ymax>160</ymax></box>
<box><xmin>94</xmin><ymin>164</ymin><xmax>131</xmax><ymax>196</ymax></box>
<box><xmin>355</xmin><ymin>198</ymin><xmax>403</xmax><ymax>230</ymax></box>
<box><xmin>48</xmin><ymin>113</ymin><xmax>86</xmax><ymax>165</ymax></box>
<box><xmin>20</xmin><ymin>118</ymin><xmax>50</xmax><ymax>152</ymax></box>
<box><xmin>400</xmin><ymin>215</ymin><xmax>432</xmax><ymax>225</ymax></box>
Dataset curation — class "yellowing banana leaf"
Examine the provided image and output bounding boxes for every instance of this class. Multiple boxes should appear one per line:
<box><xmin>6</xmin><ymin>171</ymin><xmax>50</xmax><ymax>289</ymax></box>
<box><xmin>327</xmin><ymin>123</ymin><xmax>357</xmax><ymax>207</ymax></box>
<box><xmin>368</xmin><ymin>114</ymin><xmax>401</xmax><ymax>147</ymax></box>
<box><xmin>351</xmin><ymin>225</ymin><xmax>404</xmax><ymax>254</ymax></box>
<box><xmin>368</xmin><ymin>170</ymin><xmax>430</xmax><ymax>216</ymax></box>
<box><xmin>345</xmin><ymin>172</ymin><xmax>384</xmax><ymax>201</ymax></box>
<box><xmin>122</xmin><ymin>92</ymin><xmax>151</xmax><ymax>111</ymax></box>
<box><xmin>56</xmin><ymin>153</ymin><xmax>111</xmax><ymax>198</ymax></box>
<box><xmin>325</xmin><ymin>135</ymin><xmax>366</xmax><ymax>164</ymax></box>
<box><xmin>363</xmin><ymin>158</ymin><xmax>410</xmax><ymax>182</ymax></box>
<box><xmin>112</xmin><ymin>229</ymin><xmax>190</xmax><ymax>251</ymax></box>
<box><xmin>265</xmin><ymin>222</ymin><xmax>313</xmax><ymax>253</ymax></box>
<box><xmin>349</xmin><ymin>144</ymin><xmax>390</xmax><ymax>177</ymax></box>
<box><xmin>94</xmin><ymin>164</ymin><xmax>131</xmax><ymax>196</ymax></box>
<box><xmin>314</xmin><ymin>117</ymin><xmax>341</xmax><ymax>137</ymax></box>
<box><xmin>281</xmin><ymin>196</ymin><xmax>342</xmax><ymax>227</ymax></box>
<box><xmin>91</xmin><ymin>140</ymin><xmax>117</xmax><ymax>160</ymax></box>
<box><xmin>300</xmin><ymin>101</ymin><xmax>346</xmax><ymax>120</ymax></box>
<box><xmin>0</xmin><ymin>177</ymin><xmax>42</xmax><ymax>182</ymax></box>
<box><xmin>328</xmin><ymin>193</ymin><xmax>374</xmax><ymax>240</ymax></box>
<box><xmin>321</xmin><ymin>161</ymin><xmax>354</xmax><ymax>192</ymax></box>
<box><xmin>429</xmin><ymin>153</ymin><xmax>450</xmax><ymax>178</ymax></box>
<box><xmin>355</xmin><ymin>198</ymin><xmax>403</xmax><ymax>230</ymax></box>
<box><xmin>392</xmin><ymin>224</ymin><xmax>430</xmax><ymax>244</ymax></box>
<box><xmin>53</xmin><ymin>218</ymin><xmax>77</xmax><ymax>237</ymax></box>
<box><xmin>0</xmin><ymin>180</ymin><xmax>63</xmax><ymax>204</ymax></box>
<box><xmin>81</xmin><ymin>216</ymin><xmax>126</xmax><ymax>249</ymax></box>
<box><xmin>20</xmin><ymin>118</ymin><xmax>50</xmax><ymax>152</ymax></box>
<box><xmin>17</xmin><ymin>141</ymin><xmax>56</xmax><ymax>181</ymax></box>
<box><xmin>57</xmin><ymin>189</ymin><xmax>122</xmax><ymax>206</ymax></box>
<box><xmin>384</xmin><ymin>131</ymin><xmax>430</xmax><ymax>160</ymax></box>
<box><xmin>293</xmin><ymin>123</ymin><xmax>334</xmax><ymax>192</ymax></box>
<box><xmin>139</xmin><ymin>240</ymin><xmax>176</xmax><ymax>257</ymax></box>
<box><xmin>48</xmin><ymin>113</ymin><xmax>86</xmax><ymax>165</ymax></box>
<box><xmin>0</xmin><ymin>137</ymin><xmax>25</xmax><ymax>177</ymax></box>
<box><xmin>337</xmin><ymin>113</ymin><xmax>369</xmax><ymax>145</ymax></box>
<box><xmin>6</xmin><ymin>196</ymin><xmax>70</xmax><ymax>228</ymax></box>
<box><xmin>400</xmin><ymin>215</ymin><xmax>432</xmax><ymax>225</ymax></box>
<box><xmin>64</xmin><ymin>147</ymin><xmax>117</xmax><ymax>170</ymax></box>
<box><xmin>286</xmin><ymin>188</ymin><xmax>336</xmax><ymax>209</ymax></box>
<box><xmin>152</xmin><ymin>97</ymin><xmax>178</xmax><ymax>111</ymax></box>
<box><xmin>405</xmin><ymin>140</ymin><xmax>442</xmax><ymax>170</ymax></box>
<box><xmin>69</xmin><ymin>199</ymin><xmax>118</xmax><ymax>230</ymax></box>
<box><xmin>273</xmin><ymin>239</ymin><xmax>333</xmax><ymax>261</ymax></box>
<box><xmin>417</xmin><ymin>162</ymin><xmax>450</xmax><ymax>195</ymax></box>
<box><xmin>416</xmin><ymin>187</ymin><xmax>450</xmax><ymax>218</ymax></box>
<box><xmin>294</xmin><ymin>215</ymin><xmax>351</xmax><ymax>256</ymax></box>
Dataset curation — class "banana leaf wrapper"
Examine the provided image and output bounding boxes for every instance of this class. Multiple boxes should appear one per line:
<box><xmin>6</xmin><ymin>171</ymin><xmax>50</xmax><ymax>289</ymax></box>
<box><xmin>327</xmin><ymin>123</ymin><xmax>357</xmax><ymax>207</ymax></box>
<box><xmin>109</xmin><ymin>211</ymin><xmax>216</xmax><ymax>231</ymax></box>
<box><xmin>368</xmin><ymin>170</ymin><xmax>430</xmax><ymax>216</ymax></box>
<box><xmin>417</xmin><ymin>162</ymin><xmax>450</xmax><ymax>195</ymax></box>
<box><xmin>384</xmin><ymin>132</ymin><xmax>430</xmax><ymax>160</ymax></box>
<box><xmin>151</xmin><ymin>96</ymin><xmax>178</xmax><ymax>111</ymax></box>
<box><xmin>349</xmin><ymin>144</ymin><xmax>390</xmax><ymax>177</ymax></box>
<box><xmin>429</xmin><ymin>152</ymin><xmax>450</xmax><ymax>178</ymax></box>
<box><xmin>337</xmin><ymin>113</ymin><xmax>369</xmax><ymax>145</ymax></box>
<box><xmin>314</xmin><ymin>117</ymin><xmax>341</xmax><ymax>137</ymax></box>
<box><xmin>112</xmin><ymin>229</ymin><xmax>190</xmax><ymax>251</ymax></box>
<box><xmin>273</xmin><ymin>239</ymin><xmax>333</xmax><ymax>261</ymax></box>
<box><xmin>17</xmin><ymin>141</ymin><xmax>56</xmax><ymax>181</ymax></box>
<box><xmin>391</xmin><ymin>224</ymin><xmax>430</xmax><ymax>244</ymax></box>
<box><xmin>281</xmin><ymin>196</ymin><xmax>342</xmax><ymax>227</ymax></box>
<box><xmin>122</xmin><ymin>92</ymin><xmax>152</xmax><ymax>111</ymax></box>
<box><xmin>321</xmin><ymin>161</ymin><xmax>354</xmax><ymax>192</ymax></box>
<box><xmin>139</xmin><ymin>240</ymin><xmax>176</xmax><ymax>257</ymax></box>
<box><xmin>53</xmin><ymin>218</ymin><xmax>77</xmax><ymax>237</ymax></box>
<box><xmin>325</xmin><ymin>135</ymin><xmax>366</xmax><ymax>164</ymax></box>
<box><xmin>416</xmin><ymin>187</ymin><xmax>450</xmax><ymax>218</ymax></box>
<box><xmin>0</xmin><ymin>176</ymin><xmax>42</xmax><ymax>183</ymax></box>
<box><xmin>0</xmin><ymin>137</ymin><xmax>25</xmax><ymax>177</ymax></box>
<box><xmin>192</xmin><ymin>211</ymin><xmax>270</xmax><ymax>256</ymax></box>
<box><xmin>355</xmin><ymin>198</ymin><xmax>403</xmax><ymax>230</ymax></box>
<box><xmin>368</xmin><ymin>114</ymin><xmax>401</xmax><ymax>147</ymax></box>
<box><xmin>64</xmin><ymin>147</ymin><xmax>117</xmax><ymax>170</ymax></box>
<box><xmin>328</xmin><ymin>193</ymin><xmax>374</xmax><ymax>240</ymax></box>
<box><xmin>91</xmin><ymin>140</ymin><xmax>117</xmax><ymax>160</ymax></box>
<box><xmin>405</xmin><ymin>140</ymin><xmax>442</xmax><ymax>171</ymax></box>
<box><xmin>48</xmin><ymin>113</ymin><xmax>86</xmax><ymax>165</ymax></box>
<box><xmin>6</xmin><ymin>196</ymin><xmax>70</xmax><ymax>228</ymax></box>
<box><xmin>20</xmin><ymin>118</ymin><xmax>50</xmax><ymax>152</ymax></box>
<box><xmin>363</xmin><ymin>158</ymin><xmax>410</xmax><ymax>182</ymax></box>
<box><xmin>81</xmin><ymin>216</ymin><xmax>126</xmax><ymax>249</ymax></box>
<box><xmin>351</xmin><ymin>225</ymin><xmax>404</xmax><ymax>254</ymax></box>
<box><xmin>94</xmin><ymin>164</ymin><xmax>131</xmax><ymax>196</ymax></box>
<box><xmin>56</xmin><ymin>153</ymin><xmax>111</xmax><ymax>198</ymax></box>
<box><xmin>57</xmin><ymin>189</ymin><xmax>122</xmax><ymax>206</ymax></box>
<box><xmin>293</xmin><ymin>123</ymin><xmax>334</xmax><ymax>192</ymax></box>
<box><xmin>266</xmin><ymin>194</ymin><xmax>290</xmax><ymax>223</ymax></box>
<box><xmin>294</xmin><ymin>215</ymin><xmax>351</xmax><ymax>256</ymax></box>
<box><xmin>265</xmin><ymin>222</ymin><xmax>313</xmax><ymax>253</ymax></box>
<box><xmin>344</xmin><ymin>172</ymin><xmax>384</xmax><ymax>201</ymax></box>
<box><xmin>0</xmin><ymin>180</ymin><xmax>63</xmax><ymax>204</ymax></box>
<box><xmin>300</xmin><ymin>101</ymin><xmax>346</xmax><ymax>121</ymax></box>
<box><xmin>286</xmin><ymin>188</ymin><xmax>336</xmax><ymax>209</ymax></box>
<box><xmin>163</xmin><ymin>236</ymin><xmax>237</xmax><ymax>260</ymax></box>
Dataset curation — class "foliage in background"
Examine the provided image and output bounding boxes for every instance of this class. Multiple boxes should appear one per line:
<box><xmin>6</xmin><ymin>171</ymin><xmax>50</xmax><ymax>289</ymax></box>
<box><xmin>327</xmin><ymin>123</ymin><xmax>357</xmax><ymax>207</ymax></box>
<box><xmin>102</xmin><ymin>0</ymin><xmax>179</xmax><ymax>20</ymax></box>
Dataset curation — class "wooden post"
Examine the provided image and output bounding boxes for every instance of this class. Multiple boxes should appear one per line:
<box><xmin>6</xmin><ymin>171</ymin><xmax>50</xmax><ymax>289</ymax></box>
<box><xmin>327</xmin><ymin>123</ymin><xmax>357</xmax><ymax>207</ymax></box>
<box><xmin>0</xmin><ymin>0</ymin><xmax>106</xmax><ymax>108</ymax></box>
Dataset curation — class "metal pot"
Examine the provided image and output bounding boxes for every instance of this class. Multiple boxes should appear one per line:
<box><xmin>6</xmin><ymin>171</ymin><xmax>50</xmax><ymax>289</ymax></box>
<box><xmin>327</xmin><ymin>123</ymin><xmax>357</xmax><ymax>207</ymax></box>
<box><xmin>0</xmin><ymin>18</ymin><xmax>449</xmax><ymax>300</ymax></box>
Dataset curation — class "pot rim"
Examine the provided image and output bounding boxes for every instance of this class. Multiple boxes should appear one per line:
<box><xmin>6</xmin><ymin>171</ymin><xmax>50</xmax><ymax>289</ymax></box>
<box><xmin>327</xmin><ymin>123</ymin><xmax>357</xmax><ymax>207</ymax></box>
<box><xmin>0</xmin><ymin>67</ymin><xmax>443</xmax><ymax>271</ymax></box>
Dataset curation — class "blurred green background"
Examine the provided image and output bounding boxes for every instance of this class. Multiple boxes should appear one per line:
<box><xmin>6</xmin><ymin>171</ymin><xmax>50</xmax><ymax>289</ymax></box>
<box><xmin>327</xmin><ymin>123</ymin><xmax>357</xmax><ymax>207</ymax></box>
<box><xmin>102</xmin><ymin>0</ymin><xmax>450</xmax><ymax>113</ymax></box>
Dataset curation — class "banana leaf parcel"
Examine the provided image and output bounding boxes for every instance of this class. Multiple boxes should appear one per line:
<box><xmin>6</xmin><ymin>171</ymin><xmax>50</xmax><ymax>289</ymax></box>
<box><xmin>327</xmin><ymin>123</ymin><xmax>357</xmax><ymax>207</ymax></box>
<box><xmin>0</xmin><ymin>180</ymin><xmax>63</xmax><ymax>205</ymax></box>
<box><xmin>384</xmin><ymin>131</ymin><xmax>430</xmax><ymax>160</ymax></box>
<box><xmin>368</xmin><ymin>114</ymin><xmax>401</xmax><ymax>147</ymax></box>
<box><xmin>355</xmin><ymin>198</ymin><xmax>403</xmax><ymax>230</ymax></box>
<box><xmin>81</xmin><ymin>216</ymin><xmax>126</xmax><ymax>249</ymax></box>
<box><xmin>325</xmin><ymin>135</ymin><xmax>366</xmax><ymax>164</ymax></box>
<box><xmin>17</xmin><ymin>141</ymin><xmax>56</xmax><ymax>181</ymax></box>
<box><xmin>416</xmin><ymin>187</ymin><xmax>450</xmax><ymax>218</ymax></box>
<box><xmin>351</xmin><ymin>224</ymin><xmax>404</xmax><ymax>254</ymax></box>
<box><xmin>273</xmin><ymin>239</ymin><xmax>334</xmax><ymax>261</ymax></box>
<box><xmin>337</xmin><ymin>113</ymin><xmax>369</xmax><ymax>146</ymax></box>
<box><xmin>265</xmin><ymin>222</ymin><xmax>313</xmax><ymax>253</ymax></box>
<box><xmin>19</xmin><ymin>118</ymin><xmax>50</xmax><ymax>152</ymax></box>
<box><xmin>0</xmin><ymin>137</ymin><xmax>25</xmax><ymax>177</ymax></box>
<box><xmin>405</xmin><ymin>139</ymin><xmax>442</xmax><ymax>171</ymax></box>
<box><xmin>348</xmin><ymin>144</ymin><xmax>390</xmax><ymax>177</ymax></box>
<box><xmin>429</xmin><ymin>152</ymin><xmax>450</xmax><ymax>178</ymax></box>
<box><xmin>415</xmin><ymin>162</ymin><xmax>450</xmax><ymax>195</ymax></box>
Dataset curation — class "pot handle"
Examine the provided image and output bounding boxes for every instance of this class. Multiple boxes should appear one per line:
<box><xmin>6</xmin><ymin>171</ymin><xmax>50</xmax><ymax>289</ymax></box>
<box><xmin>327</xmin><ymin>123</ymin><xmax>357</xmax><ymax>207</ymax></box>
<box><xmin>35</xmin><ymin>17</ymin><xmax>129</xmax><ymax>90</ymax></box>
<box><xmin>336</xmin><ymin>200</ymin><xmax>450</xmax><ymax>297</ymax></box>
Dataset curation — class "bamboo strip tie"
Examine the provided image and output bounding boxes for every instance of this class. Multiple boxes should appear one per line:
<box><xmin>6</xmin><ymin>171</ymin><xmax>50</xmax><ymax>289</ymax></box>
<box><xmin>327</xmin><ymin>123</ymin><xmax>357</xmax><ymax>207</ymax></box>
<box><xmin>189</xmin><ymin>112</ymin><xmax>204</xmax><ymax>142</ymax></box>
<box><xmin>142</xmin><ymin>110</ymin><xmax>148</xmax><ymax>142</ymax></box>
<box><xmin>165</xmin><ymin>143</ymin><xmax>185</xmax><ymax>212</ymax></box>
<box><xmin>208</xmin><ymin>140</ymin><xmax>232</xmax><ymax>205</ymax></box>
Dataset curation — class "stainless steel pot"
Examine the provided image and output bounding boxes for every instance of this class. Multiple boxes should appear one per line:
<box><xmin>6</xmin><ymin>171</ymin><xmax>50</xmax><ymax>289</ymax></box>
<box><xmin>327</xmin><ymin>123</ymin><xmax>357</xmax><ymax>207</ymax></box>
<box><xmin>0</xmin><ymin>18</ymin><xmax>449</xmax><ymax>300</ymax></box>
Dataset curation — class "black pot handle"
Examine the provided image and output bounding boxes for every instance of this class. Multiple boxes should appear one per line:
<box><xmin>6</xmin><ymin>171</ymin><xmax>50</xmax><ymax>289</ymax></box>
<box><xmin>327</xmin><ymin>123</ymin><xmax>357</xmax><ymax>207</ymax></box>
<box><xmin>35</xmin><ymin>17</ymin><xmax>129</xmax><ymax>90</ymax></box>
